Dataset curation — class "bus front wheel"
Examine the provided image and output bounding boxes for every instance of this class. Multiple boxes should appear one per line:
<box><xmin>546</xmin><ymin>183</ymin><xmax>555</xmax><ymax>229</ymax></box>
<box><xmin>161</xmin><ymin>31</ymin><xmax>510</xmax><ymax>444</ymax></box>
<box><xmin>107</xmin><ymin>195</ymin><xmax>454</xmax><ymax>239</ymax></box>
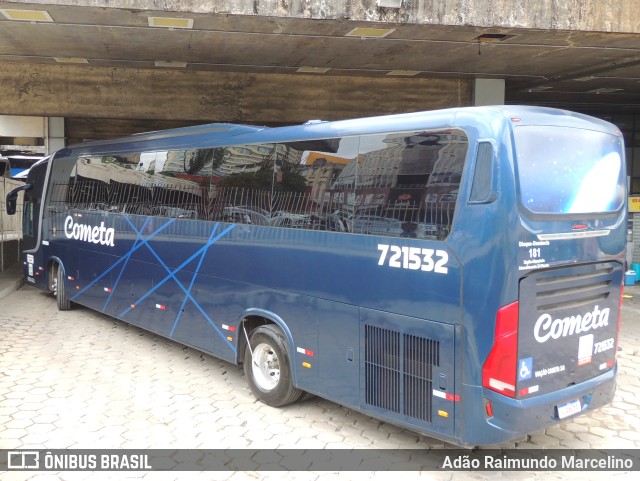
<box><xmin>55</xmin><ymin>265</ymin><xmax>71</xmax><ymax>311</ymax></box>
<box><xmin>243</xmin><ymin>324</ymin><xmax>303</xmax><ymax>407</ymax></box>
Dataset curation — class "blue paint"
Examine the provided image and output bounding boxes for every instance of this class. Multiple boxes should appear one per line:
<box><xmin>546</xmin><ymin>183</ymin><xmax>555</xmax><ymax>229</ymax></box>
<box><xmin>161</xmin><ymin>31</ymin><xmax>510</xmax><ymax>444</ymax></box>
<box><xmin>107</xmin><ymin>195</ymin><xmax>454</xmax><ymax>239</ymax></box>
<box><xmin>15</xmin><ymin>106</ymin><xmax>627</xmax><ymax>446</ymax></box>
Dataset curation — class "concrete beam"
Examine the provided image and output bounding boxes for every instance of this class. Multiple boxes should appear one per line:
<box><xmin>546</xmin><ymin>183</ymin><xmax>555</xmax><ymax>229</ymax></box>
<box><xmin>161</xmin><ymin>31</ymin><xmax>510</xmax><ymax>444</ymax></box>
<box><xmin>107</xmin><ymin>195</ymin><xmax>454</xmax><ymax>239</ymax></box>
<box><xmin>0</xmin><ymin>62</ymin><xmax>471</xmax><ymax>123</ymax></box>
<box><xmin>6</xmin><ymin>0</ymin><xmax>640</xmax><ymax>33</ymax></box>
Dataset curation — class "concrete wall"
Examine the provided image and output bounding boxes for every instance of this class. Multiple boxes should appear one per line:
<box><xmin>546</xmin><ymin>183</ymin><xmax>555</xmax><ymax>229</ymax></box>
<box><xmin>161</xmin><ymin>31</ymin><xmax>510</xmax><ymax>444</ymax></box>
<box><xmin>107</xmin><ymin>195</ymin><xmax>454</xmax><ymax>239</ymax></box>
<box><xmin>10</xmin><ymin>0</ymin><xmax>640</xmax><ymax>33</ymax></box>
<box><xmin>0</xmin><ymin>62</ymin><xmax>472</xmax><ymax>123</ymax></box>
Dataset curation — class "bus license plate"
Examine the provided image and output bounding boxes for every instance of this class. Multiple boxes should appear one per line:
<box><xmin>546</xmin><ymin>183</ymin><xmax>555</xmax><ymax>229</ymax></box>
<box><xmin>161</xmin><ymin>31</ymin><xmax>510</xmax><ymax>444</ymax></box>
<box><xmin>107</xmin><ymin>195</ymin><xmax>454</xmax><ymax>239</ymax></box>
<box><xmin>557</xmin><ymin>399</ymin><xmax>581</xmax><ymax>419</ymax></box>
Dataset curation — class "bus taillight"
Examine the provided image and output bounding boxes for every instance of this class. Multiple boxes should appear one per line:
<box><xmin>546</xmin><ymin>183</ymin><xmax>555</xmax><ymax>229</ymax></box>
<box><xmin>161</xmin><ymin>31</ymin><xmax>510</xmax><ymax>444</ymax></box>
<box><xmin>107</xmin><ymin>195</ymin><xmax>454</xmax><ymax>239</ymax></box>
<box><xmin>482</xmin><ymin>301</ymin><xmax>519</xmax><ymax>398</ymax></box>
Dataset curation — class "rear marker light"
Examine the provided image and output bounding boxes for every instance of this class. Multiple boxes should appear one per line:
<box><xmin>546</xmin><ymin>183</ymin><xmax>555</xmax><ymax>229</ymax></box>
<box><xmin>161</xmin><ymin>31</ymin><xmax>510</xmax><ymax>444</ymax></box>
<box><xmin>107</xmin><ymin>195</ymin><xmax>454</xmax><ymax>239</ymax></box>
<box><xmin>222</xmin><ymin>324</ymin><xmax>236</xmax><ymax>332</ymax></box>
<box><xmin>485</xmin><ymin>401</ymin><xmax>493</xmax><ymax>417</ymax></box>
<box><xmin>482</xmin><ymin>301</ymin><xmax>519</xmax><ymax>398</ymax></box>
<box><xmin>104</xmin><ymin>287</ymin><xmax>112</xmax><ymax>293</ymax></box>
<box><xmin>155</xmin><ymin>304</ymin><xmax>166</xmax><ymax>311</ymax></box>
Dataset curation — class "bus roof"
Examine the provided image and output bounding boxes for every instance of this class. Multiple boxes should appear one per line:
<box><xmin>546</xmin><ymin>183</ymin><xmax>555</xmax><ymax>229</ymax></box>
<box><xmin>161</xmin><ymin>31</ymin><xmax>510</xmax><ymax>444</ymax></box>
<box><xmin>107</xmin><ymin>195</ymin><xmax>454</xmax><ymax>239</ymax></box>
<box><xmin>60</xmin><ymin>106</ymin><xmax>619</xmax><ymax>158</ymax></box>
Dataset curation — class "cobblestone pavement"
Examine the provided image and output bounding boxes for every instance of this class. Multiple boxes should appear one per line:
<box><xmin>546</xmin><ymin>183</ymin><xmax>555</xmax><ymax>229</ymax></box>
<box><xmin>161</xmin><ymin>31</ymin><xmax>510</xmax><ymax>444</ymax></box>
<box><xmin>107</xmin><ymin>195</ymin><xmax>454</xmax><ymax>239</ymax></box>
<box><xmin>1</xmin><ymin>284</ymin><xmax>640</xmax><ymax>481</ymax></box>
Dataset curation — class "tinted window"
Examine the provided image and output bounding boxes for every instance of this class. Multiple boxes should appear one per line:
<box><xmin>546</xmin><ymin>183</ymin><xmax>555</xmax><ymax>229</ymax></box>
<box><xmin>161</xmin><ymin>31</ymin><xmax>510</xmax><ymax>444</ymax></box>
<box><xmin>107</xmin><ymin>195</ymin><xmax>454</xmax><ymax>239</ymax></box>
<box><xmin>59</xmin><ymin>151</ymin><xmax>207</xmax><ymax>218</ymax></box>
<box><xmin>46</xmin><ymin>129</ymin><xmax>469</xmax><ymax>239</ymax></box>
<box><xmin>348</xmin><ymin>130</ymin><xmax>468</xmax><ymax>239</ymax></box>
<box><xmin>211</xmin><ymin>140</ymin><xmax>357</xmax><ymax>230</ymax></box>
<box><xmin>515</xmin><ymin>126</ymin><xmax>625</xmax><ymax>214</ymax></box>
<box><xmin>469</xmin><ymin>142</ymin><xmax>495</xmax><ymax>203</ymax></box>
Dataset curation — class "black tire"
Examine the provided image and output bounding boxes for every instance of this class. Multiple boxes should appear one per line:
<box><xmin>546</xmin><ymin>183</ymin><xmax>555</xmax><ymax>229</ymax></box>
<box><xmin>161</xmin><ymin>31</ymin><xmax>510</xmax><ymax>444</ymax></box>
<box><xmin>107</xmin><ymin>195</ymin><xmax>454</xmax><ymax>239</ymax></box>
<box><xmin>243</xmin><ymin>324</ymin><xmax>303</xmax><ymax>407</ymax></box>
<box><xmin>55</xmin><ymin>265</ymin><xmax>71</xmax><ymax>311</ymax></box>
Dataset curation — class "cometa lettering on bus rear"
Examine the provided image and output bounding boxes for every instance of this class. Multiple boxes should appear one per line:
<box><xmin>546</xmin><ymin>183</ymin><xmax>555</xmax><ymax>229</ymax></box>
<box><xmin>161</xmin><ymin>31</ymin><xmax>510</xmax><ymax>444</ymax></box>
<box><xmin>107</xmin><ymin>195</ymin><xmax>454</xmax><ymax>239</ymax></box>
<box><xmin>534</xmin><ymin>305</ymin><xmax>610</xmax><ymax>343</ymax></box>
<box><xmin>64</xmin><ymin>215</ymin><xmax>115</xmax><ymax>247</ymax></box>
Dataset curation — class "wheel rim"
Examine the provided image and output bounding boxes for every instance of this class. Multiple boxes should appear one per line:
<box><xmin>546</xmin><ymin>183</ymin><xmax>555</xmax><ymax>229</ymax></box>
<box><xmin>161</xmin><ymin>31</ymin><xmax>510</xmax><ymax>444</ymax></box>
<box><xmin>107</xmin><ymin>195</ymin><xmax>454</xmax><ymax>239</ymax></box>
<box><xmin>251</xmin><ymin>342</ymin><xmax>280</xmax><ymax>391</ymax></box>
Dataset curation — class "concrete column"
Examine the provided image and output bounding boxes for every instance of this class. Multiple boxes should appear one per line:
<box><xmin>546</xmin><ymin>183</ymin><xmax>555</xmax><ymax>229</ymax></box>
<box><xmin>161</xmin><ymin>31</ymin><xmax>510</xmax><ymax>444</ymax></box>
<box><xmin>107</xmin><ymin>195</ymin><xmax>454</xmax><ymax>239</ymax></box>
<box><xmin>473</xmin><ymin>79</ymin><xmax>505</xmax><ymax>106</ymax></box>
<box><xmin>46</xmin><ymin>117</ymin><xmax>65</xmax><ymax>154</ymax></box>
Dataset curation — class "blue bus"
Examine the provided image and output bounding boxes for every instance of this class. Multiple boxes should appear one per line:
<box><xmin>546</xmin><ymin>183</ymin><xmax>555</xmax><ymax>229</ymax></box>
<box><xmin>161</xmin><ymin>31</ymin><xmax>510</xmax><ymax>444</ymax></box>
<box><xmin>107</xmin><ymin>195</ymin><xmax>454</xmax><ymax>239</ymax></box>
<box><xmin>0</xmin><ymin>154</ymin><xmax>46</xmax><ymax>179</ymax></box>
<box><xmin>6</xmin><ymin>106</ymin><xmax>626</xmax><ymax>446</ymax></box>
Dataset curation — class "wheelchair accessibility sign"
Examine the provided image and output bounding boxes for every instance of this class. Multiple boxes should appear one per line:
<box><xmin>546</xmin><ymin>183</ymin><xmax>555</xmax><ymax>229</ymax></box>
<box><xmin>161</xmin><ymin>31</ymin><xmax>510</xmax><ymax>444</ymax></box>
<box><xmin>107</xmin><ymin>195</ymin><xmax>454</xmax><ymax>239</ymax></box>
<box><xmin>518</xmin><ymin>357</ymin><xmax>533</xmax><ymax>381</ymax></box>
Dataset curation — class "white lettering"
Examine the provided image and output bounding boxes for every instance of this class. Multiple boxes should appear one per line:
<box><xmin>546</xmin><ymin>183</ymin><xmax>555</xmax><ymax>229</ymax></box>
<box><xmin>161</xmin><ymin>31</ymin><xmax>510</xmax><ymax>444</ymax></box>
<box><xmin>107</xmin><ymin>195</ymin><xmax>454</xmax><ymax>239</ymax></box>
<box><xmin>534</xmin><ymin>306</ymin><xmax>610</xmax><ymax>343</ymax></box>
<box><xmin>64</xmin><ymin>215</ymin><xmax>115</xmax><ymax>247</ymax></box>
<box><xmin>442</xmin><ymin>455</ymin><xmax>479</xmax><ymax>469</ymax></box>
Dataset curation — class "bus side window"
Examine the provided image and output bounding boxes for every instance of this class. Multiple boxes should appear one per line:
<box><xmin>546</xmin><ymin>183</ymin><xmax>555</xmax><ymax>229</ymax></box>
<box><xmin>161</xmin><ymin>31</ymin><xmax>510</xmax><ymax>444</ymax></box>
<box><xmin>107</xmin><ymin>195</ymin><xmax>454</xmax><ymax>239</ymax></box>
<box><xmin>468</xmin><ymin>142</ymin><xmax>496</xmax><ymax>204</ymax></box>
<box><xmin>23</xmin><ymin>200</ymin><xmax>34</xmax><ymax>237</ymax></box>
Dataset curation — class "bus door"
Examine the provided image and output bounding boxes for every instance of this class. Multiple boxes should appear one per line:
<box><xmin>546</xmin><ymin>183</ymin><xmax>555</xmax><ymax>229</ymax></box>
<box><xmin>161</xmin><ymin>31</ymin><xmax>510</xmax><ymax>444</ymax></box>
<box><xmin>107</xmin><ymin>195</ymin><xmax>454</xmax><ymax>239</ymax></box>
<box><xmin>5</xmin><ymin>159</ymin><xmax>48</xmax><ymax>284</ymax></box>
<box><xmin>21</xmin><ymin>160</ymin><xmax>49</xmax><ymax>252</ymax></box>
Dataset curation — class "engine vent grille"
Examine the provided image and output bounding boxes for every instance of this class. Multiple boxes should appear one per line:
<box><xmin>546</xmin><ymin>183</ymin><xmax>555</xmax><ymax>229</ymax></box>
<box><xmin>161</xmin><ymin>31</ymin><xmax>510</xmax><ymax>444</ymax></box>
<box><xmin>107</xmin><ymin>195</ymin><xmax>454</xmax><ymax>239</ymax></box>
<box><xmin>533</xmin><ymin>264</ymin><xmax>616</xmax><ymax>313</ymax></box>
<box><xmin>365</xmin><ymin>325</ymin><xmax>439</xmax><ymax>423</ymax></box>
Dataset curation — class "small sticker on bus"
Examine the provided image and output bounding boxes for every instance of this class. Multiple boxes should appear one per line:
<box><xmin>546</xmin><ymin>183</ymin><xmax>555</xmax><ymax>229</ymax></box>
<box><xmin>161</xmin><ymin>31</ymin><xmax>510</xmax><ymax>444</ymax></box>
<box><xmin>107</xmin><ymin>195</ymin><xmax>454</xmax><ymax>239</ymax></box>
<box><xmin>518</xmin><ymin>357</ymin><xmax>533</xmax><ymax>381</ymax></box>
<box><xmin>578</xmin><ymin>334</ymin><xmax>594</xmax><ymax>366</ymax></box>
<box><xmin>433</xmin><ymin>389</ymin><xmax>459</xmax><ymax>402</ymax></box>
<box><xmin>296</xmin><ymin>347</ymin><xmax>315</xmax><ymax>357</ymax></box>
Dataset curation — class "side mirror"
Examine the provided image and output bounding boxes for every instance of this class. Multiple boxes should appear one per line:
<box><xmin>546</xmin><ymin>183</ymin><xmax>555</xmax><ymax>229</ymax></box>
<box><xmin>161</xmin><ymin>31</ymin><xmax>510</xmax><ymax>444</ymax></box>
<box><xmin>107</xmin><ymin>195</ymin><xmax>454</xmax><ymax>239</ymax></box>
<box><xmin>6</xmin><ymin>184</ymin><xmax>32</xmax><ymax>215</ymax></box>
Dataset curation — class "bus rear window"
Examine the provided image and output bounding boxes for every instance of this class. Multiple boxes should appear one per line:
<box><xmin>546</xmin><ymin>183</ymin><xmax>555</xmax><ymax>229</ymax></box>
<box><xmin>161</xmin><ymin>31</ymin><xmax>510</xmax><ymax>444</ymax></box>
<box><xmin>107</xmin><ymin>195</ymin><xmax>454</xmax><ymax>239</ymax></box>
<box><xmin>515</xmin><ymin>126</ymin><xmax>624</xmax><ymax>215</ymax></box>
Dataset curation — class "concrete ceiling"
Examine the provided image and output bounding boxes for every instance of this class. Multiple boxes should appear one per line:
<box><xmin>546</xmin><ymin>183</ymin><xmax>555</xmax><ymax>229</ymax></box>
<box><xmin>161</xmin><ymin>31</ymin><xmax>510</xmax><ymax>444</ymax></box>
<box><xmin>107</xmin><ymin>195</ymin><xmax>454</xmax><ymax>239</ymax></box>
<box><xmin>1</xmin><ymin>1</ymin><xmax>640</xmax><ymax>117</ymax></box>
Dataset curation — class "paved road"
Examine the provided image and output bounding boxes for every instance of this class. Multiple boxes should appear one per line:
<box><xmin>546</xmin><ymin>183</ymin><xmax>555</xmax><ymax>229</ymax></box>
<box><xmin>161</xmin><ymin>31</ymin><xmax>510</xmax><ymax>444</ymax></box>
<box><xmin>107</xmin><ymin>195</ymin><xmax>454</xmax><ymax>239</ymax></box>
<box><xmin>1</xmin><ymin>283</ymin><xmax>640</xmax><ymax>480</ymax></box>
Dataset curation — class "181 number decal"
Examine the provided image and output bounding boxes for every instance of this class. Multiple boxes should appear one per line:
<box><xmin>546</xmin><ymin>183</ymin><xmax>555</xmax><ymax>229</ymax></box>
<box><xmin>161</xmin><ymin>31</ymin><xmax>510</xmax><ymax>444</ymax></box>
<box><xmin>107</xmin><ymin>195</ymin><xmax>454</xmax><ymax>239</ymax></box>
<box><xmin>378</xmin><ymin>244</ymin><xmax>449</xmax><ymax>274</ymax></box>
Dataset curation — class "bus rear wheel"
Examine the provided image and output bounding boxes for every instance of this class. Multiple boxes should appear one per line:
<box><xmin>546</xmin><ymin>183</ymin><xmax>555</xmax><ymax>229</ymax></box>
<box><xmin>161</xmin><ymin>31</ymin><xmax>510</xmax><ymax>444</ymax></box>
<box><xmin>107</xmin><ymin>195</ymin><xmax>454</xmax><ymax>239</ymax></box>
<box><xmin>243</xmin><ymin>324</ymin><xmax>303</xmax><ymax>407</ymax></box>
<box><xmin>55</xmin><ymin>265</ymin><xmax>71</xmax><ymax>311</ymax></box>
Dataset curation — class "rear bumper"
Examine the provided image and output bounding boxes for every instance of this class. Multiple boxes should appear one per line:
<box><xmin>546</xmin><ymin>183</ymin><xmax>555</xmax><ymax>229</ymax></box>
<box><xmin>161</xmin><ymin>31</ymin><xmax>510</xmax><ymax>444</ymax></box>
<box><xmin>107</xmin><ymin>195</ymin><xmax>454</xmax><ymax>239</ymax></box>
<box><xmin>458</xmin><ymin>363</ymin><xmax>617</xmax><ymax>447</ymax></box>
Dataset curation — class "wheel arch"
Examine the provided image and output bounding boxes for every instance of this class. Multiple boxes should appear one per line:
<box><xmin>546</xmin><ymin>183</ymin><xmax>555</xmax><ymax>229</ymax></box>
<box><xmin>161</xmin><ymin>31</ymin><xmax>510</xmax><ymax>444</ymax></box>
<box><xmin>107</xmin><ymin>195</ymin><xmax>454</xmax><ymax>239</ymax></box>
<box><xmin>237</xmin><ymin>308</ymin><xmax>296</xmax><ymax>374</ymax></box>
<box><xmin>47</xmin><ymin>256</ymin><xmax>65</xmax><ymax>293</ymax></box>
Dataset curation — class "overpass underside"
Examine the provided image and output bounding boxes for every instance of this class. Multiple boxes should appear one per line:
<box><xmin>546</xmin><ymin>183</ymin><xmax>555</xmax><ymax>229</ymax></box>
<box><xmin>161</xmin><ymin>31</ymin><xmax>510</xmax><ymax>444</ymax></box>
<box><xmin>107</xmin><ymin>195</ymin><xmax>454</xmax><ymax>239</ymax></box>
<box><xmin>1</xmin><ymin>0</ymin><xmax>639</xmax><ymax>141</ymax></box>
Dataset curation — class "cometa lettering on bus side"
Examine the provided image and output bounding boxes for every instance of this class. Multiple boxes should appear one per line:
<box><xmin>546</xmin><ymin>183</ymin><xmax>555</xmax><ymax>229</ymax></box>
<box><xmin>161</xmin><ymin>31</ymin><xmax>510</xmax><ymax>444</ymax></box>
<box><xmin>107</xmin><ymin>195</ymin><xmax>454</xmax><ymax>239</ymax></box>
<box><xmin>64</xmin><ymin>215</ymin><xmax>115</xmax><ymax>247</ymax></box>
<box><xmin>533</xmin><ymin>305</ymin><xmax>610</xmax><ymax>343</ymax></box>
